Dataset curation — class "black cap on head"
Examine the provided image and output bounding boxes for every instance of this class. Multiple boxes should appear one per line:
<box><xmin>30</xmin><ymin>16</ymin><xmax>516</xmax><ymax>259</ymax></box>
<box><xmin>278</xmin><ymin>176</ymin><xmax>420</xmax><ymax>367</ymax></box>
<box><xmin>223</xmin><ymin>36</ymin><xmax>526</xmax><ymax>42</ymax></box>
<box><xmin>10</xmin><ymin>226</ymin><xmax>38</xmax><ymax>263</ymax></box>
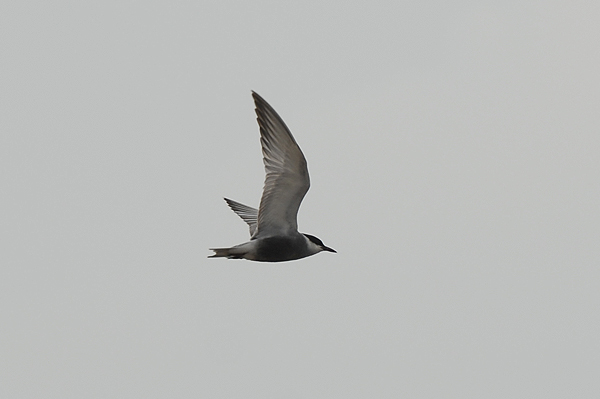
<box><xmin>304</xmin><ymin>234</ymin><xmax>336</xmax><ymax>253</ymax></box>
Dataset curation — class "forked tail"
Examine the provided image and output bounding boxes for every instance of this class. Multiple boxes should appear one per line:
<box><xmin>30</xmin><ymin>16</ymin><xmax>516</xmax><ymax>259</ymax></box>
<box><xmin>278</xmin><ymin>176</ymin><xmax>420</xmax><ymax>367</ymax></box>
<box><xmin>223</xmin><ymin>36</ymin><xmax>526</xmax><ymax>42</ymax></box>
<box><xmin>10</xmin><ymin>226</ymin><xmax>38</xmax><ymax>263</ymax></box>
<box><xmin>208</xmin><ymin>248</ymin><xmax>229</xmax><ymax>258</ymax></box>
<box><xmin>209</xmin><ymin>240</ymin><xmax>256</xmax><ymax>260</ymax></box>
<box><xmin>208</xmin><ymin>245</ymin><xmax>250</xmax><ymax>259</ymax></box>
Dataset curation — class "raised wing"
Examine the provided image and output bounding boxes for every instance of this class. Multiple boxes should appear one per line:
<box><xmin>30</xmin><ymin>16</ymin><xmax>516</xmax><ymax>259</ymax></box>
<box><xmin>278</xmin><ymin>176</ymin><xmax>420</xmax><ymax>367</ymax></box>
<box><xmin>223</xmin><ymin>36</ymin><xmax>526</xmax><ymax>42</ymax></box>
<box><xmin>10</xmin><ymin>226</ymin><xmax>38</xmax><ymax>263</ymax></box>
<box><xmin>252</xmin><ymin>91</ymin><xmax>310</xmax><ymax>237</ymax></box>
<box><xmin>224</xmin><ymin>197</ymin><xmax>258</xmax><ymax>236</ymax></box>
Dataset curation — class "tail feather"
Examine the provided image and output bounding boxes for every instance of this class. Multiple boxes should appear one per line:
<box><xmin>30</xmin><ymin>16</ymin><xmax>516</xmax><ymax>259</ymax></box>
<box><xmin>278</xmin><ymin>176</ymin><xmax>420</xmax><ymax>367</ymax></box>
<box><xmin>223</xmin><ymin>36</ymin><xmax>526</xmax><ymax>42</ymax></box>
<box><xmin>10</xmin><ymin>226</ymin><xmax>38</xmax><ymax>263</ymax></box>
<box><xmin>208</xmin><ymin>243</ymin><xmax>254</xmax><ymax>260</ymax></box>
<box><xmin>208</xmin><ymin>248</ymin><xmax>245</xmax><ymax>259</ymax></box>
<box><xmin>208</xmin><ymin>248</ymin><xmax>233</xmax><ymax>258</ymax></box>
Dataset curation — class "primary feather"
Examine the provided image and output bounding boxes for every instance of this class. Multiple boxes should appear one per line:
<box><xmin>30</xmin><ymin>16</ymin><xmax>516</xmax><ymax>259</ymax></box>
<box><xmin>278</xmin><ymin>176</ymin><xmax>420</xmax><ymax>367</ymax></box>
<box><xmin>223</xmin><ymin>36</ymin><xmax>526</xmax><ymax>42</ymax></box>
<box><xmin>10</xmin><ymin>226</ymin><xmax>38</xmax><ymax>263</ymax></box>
<box><xmin>224</xmin><ymin>198</ymin><xmax>258</xmax><ymax>236</ymax></box>
<box><xmin>252</xmin><ymin>91</ymin><xmax>310</xmax><ymax>238</ymax></box>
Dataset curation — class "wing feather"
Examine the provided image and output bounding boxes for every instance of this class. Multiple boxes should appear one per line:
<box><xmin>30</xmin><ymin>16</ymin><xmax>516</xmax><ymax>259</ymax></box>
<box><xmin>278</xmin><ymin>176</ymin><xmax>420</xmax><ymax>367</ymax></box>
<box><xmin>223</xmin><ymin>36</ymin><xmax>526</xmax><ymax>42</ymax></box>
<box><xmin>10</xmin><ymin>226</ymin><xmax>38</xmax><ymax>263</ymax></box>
<box><xmin>251</xmin><ymin>91</ymin><xmax>310</xmax><ymax>237</ymax></box>
<box><xmin>224</xmin><ymin>198</ymin><xmax>258</xmax><ymax>236</ymax></box>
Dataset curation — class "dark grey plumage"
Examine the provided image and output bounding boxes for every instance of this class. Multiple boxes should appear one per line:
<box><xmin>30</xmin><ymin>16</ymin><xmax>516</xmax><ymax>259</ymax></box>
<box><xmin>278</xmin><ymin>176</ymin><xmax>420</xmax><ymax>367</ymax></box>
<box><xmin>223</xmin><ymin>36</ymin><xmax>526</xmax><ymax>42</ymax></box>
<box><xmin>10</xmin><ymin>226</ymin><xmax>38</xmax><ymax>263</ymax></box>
<box><xmin>209</xmin><ymin>92</ymin><xmax>336</xmax><ymax>262</ymax></box>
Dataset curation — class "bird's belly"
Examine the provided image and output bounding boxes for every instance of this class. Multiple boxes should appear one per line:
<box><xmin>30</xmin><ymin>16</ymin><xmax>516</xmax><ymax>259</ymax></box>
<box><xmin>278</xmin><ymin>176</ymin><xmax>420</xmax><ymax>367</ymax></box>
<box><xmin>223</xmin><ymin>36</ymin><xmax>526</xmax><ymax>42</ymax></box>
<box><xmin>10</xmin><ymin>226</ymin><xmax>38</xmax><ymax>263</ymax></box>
<box><xmin>254</xmin><ymin>235</ymin><xmax>306</xmax><ymax>262</ymax></box>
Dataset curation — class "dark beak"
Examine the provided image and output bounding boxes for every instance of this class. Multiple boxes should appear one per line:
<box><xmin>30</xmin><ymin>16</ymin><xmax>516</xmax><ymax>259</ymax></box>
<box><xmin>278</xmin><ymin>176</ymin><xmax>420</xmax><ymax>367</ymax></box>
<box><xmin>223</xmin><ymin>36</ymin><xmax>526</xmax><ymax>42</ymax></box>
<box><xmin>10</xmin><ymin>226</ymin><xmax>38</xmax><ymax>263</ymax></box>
<box><xmin>322</xmin><ymin>246</ymin><xmax>337</xmax><ymax>253</ymax></box>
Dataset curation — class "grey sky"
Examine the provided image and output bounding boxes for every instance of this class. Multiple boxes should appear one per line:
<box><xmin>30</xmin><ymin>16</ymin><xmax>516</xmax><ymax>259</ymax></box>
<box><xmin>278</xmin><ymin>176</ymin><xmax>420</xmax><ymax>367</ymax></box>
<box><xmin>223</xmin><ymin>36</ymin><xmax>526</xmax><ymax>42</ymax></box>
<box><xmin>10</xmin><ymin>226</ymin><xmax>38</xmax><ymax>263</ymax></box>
<box><xmin>1</xmin><ymin>1</ymin><xmax>599</xmax><ymax>397</ymax></box>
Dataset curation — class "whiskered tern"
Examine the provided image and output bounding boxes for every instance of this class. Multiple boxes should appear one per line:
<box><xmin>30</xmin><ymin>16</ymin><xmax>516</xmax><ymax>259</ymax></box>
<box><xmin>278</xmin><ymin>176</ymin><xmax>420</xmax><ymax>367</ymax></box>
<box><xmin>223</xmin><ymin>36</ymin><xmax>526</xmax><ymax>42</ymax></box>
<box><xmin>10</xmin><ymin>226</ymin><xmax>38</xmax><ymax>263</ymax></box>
<box><xmin>209</xmin><ymin>92</ymin><xmax>336</xmax><ymax>262</ymax></box>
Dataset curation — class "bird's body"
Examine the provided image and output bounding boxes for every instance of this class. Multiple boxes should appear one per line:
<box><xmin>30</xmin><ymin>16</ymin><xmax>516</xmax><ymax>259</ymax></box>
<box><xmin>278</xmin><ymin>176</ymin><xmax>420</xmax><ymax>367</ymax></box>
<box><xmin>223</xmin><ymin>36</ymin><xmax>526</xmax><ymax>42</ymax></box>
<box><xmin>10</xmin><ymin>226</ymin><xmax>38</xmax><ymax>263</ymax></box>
<box><xmin>209</xmin><ymin>92</ymin><xmax>336</xmax><ymax>262</ymax></box>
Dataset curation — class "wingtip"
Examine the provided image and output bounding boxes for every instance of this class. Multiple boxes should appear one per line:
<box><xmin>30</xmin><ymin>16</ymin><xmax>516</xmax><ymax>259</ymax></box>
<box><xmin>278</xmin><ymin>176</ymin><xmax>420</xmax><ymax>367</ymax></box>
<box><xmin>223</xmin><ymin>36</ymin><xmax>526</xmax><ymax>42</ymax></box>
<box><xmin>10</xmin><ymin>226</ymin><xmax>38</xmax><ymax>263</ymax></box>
<box><xmin>251</xmin><ymin>91</ymin><xmax>266</xmax><ymax>104</ymax></box>
<box><xmin>223</xmin><ymin>197</ymin><xmax>233</xmax><ymax>208</ymax></box>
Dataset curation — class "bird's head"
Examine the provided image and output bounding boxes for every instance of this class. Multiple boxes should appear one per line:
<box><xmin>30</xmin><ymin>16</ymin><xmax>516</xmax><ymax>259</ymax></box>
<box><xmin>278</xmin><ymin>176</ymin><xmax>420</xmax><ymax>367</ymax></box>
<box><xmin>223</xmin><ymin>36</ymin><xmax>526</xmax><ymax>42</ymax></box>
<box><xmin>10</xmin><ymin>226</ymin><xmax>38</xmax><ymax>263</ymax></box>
<box><xmin>303</xmin><ymin>233</ymin><xmax>336</xmax><ymax>254</ymax></box>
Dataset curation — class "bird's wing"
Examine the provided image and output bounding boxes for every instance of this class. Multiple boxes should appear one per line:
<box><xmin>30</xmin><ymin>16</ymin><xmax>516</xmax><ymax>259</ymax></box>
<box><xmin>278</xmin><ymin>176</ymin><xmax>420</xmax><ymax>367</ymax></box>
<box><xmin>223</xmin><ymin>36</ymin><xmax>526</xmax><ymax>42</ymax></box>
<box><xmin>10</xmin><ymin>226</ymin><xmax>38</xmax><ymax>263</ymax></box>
<box><xmin>252</xmin><ymin>91</ymin><xmax>310</xmax><ymax>237</ymax></box>
<box><xmin>224</xmin><ymin>198</ymin><xmax>258</xmax><ymax>236</ymax></box>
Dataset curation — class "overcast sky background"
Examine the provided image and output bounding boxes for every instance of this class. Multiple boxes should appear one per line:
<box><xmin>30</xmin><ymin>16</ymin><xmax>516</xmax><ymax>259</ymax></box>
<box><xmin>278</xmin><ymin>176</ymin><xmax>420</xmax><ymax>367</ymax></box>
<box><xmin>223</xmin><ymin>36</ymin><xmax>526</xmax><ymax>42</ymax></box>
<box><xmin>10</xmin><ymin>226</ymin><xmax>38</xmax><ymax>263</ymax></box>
<box><xmin>1</xmin><ymin>1</ymin><xmax>599</xmax><ymax>398</ymax></box>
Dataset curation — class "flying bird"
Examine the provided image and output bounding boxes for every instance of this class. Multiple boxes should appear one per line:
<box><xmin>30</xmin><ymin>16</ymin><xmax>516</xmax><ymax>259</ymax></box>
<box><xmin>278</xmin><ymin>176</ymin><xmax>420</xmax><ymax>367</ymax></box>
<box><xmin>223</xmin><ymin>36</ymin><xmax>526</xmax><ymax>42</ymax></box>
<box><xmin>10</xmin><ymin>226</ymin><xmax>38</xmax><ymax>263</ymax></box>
<box><xmin>209</xmin><ymin>91</ymin><xmax>336</xmax><ymax>262</ymax></box>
